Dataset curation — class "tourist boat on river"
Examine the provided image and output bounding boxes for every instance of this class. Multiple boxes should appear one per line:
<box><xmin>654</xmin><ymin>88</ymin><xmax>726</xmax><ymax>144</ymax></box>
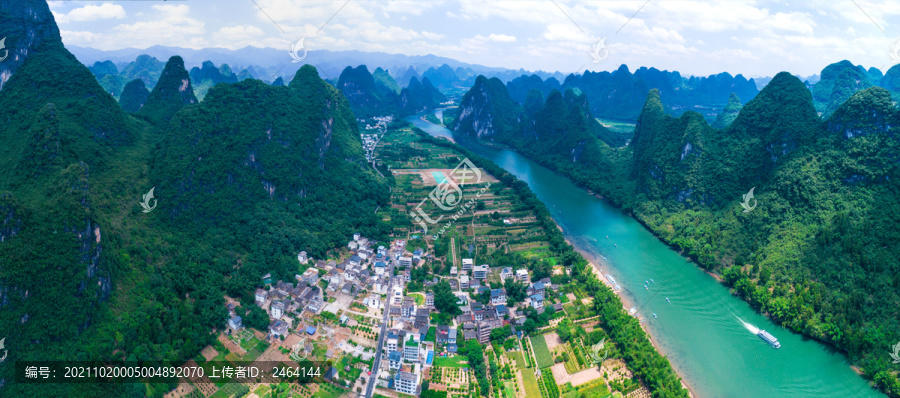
<box><xmin>758</xmin><ymin>330</ymin><xmax>781</xmax><ymax>349</ymax></box>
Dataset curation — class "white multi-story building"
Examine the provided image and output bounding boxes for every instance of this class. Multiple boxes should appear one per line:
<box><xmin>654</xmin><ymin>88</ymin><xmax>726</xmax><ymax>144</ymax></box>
<box><xmin>399</xmin><ymin>256</ymin><xmax>413</xmax><ymax>268</ymax></box>
<box><xmin>403</xmin><ymin>338</ymin><xmax>420</xmax><ymax>362</ymax></box>
<box><xmin>490</xmin><ymin>289</ymin><xmax>507</xmax><ymax>305</ymax></box>
<box><xmin>516</xmin><ymin>268</ymin><xmax>529</xmax><ymax>282</ymax></box>
<box><xmin>270</xmin><ymin>301</ymin><xmax>284</xmax><ymax>319</ymax></box>
<box><xmin>395</xmin><ymin>370</ymin><xmax>419</xmax><ymax>395</ymax></box>
<box><xmin>473</xmin><ymin>265</ymin><xmax>488</xmax><ymax>279</ymax></box>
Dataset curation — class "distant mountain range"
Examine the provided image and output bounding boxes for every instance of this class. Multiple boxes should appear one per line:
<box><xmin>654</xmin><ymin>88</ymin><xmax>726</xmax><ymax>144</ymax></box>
<box><xmin>67</xmin><ymin>45</ymin><xmax>565</xmax><ymax>85</ymax></box>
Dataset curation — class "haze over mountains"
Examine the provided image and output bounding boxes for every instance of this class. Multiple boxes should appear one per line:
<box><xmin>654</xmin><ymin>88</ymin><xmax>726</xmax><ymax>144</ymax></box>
<box><xmin>76</xmin><ymin>43</ymin><xmax>899</xmax><ymax>128</ymax></box>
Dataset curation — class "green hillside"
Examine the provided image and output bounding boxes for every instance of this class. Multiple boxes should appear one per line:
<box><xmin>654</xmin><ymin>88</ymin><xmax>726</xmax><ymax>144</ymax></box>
<box><xmin>0</xmin><ymin>3</ymin><xmax>389</xmax><ymax>396</ymax></box>
<box><xmin>451</xmin><ymin>72</ymin><xmax>900</xmax><ymax>396</ymax></box>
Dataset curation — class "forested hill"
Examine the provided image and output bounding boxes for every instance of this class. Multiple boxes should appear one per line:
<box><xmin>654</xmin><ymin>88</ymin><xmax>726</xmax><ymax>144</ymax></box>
<box><xmin>336</xmin><ymin>64</ymin><xmax>446</xmax><ymax>118</ymax></box>
<box><xmin>810</xmin><ymin>60</ymin><xmax>900</xmax><ymax>118</ymax></box>
<box><xmin>505</xmin><ymin>65</ymin><xmax>760</xmax><ymax>123</ymax></box>
<box><xmin>0</xmin><ymin>1</ymin><xmax>389</xmax><ymax>396</ymax></box>
<box><xmin>451</xmin><ymin>71</ymin><xmax>900</xmax><ymax>396</ymax></box>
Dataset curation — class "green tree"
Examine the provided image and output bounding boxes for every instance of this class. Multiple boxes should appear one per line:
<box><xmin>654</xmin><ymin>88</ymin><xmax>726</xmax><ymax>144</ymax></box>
<box><xmin>433</xmin><ymin>280</ymin><xmax>461</xmax><ymax>316</ymax></box>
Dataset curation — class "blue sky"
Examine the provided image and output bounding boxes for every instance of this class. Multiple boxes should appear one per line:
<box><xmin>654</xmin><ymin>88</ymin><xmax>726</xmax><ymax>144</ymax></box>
<box><xmin>49</xmin><ymin>0</ymin><xmax>900</xmax><ymax>77</ymax></box>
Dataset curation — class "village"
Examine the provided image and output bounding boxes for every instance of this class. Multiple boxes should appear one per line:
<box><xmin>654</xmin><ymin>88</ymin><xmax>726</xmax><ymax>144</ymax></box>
<box><xmin>166</xmin><ymin>125</ymin><xmax>653</xmax><ymax>398</ymax></box>
<box><xmin>214</xmin><ymin>230</ymin><xmax>569</xmax><ymax>398</ymax></box>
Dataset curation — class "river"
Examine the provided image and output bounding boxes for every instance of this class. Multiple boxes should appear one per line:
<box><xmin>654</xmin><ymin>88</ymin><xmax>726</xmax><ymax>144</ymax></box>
<box><xmin>409</xmin><ymin>114</ymin><xmax>881</xmax><ymax>398</ymax></box>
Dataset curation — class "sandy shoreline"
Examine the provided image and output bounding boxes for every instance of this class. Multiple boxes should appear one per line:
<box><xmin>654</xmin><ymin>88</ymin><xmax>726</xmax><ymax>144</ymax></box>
<box><xmin>562</xmin><ymin>234</ymin><xmax>699</xmax><ymax>398</ymax></box>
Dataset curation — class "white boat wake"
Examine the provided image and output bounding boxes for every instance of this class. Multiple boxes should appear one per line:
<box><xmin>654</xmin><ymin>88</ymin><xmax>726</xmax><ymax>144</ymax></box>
<box><xmin>735</xmin><ymin>315</ymin><xmax>760</xmax><ymax>335</ymax></box>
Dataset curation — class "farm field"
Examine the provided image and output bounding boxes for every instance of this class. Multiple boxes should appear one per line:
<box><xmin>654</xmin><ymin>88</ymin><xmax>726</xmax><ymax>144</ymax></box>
<box><xmin>521</xmin><ymin>370</ymin><xmax>542</xmax><ymax>398</ymax></box>
<box><xmin>433</xmin><ymin>355</ymin><xmax>469</xmax><ymax>368</ymax></box>
<box><xmin>530</xmin><ymin>335</ymin><xmax>554</xmax><ymax>368</ymax></box>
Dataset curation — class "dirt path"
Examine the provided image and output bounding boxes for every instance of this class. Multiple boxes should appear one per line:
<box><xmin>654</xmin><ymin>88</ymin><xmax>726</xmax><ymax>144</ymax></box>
<box><xmin>450</xmin><ymin>237</ymin><xmax>458</xmax><ymax>267</ymax></box>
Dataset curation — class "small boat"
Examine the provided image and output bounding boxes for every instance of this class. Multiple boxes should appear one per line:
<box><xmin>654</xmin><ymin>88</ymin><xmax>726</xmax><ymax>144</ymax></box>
<box><xmin>644</xmin><ymin>280</ymin><xmax>649</xmax><ymax>285</ymax></box>
<box><xmin>614</xmin><ymin>244</ymin><xmax>618</xmax><ymax>248</ymax></box>
<box><xmin>757</xmin><ymin>330</ymin><xmax>781</xmax><ymax>349</ymax></box>
<box><xmin>644</xmin><ymin>285</ymin><xmax>648</xmax><ymax>290</ymax></box>
<box><xmin>666</xmin><ymin>297</ymin><xmax>670</xmax><ymax>303</ymax></box>
<box><xmin>606</xmin><ymin>236</ymin><xmax>609</xmax><ymax>239</ymax></box>
<box><xmin>650</xmin><ymin>279</ymin><xmax>654</xmax><ymax>283</ymax></box>
<box><xmin>653</xmin><ymin>313</ymin><xmax>657</xmax><ymax>318</ymax></box>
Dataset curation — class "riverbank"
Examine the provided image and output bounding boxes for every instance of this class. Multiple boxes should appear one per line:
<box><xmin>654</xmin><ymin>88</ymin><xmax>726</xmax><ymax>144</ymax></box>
<box><xmin>407</xmin><ymin>114</ymin><xmax>884</xmax><ymax>398</ymax></box>
<box><xmin>561</xmin><ymin>233</ymin><xmax>698</xmax><ymax>398</ymax></box>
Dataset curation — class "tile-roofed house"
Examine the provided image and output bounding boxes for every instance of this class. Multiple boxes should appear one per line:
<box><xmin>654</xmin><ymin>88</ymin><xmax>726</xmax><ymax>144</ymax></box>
<box><xmin>495</xmin><ymin>304</ymin><xmax>508</xmax><ymax>317</ymax></box>
<box><xmin>401</xmin><ymin>298</ymin><xmax>415</xmax><ymax>317</ymax></box>
<box><xmin>529</xmin><ymin>293</ymin><xmax>544</xmax><ymax>309</ymax></box>
<box><xmin>389</xmin><ymin>306</ymin><xmax>401</xmax><ymax>317</ymax></box>
<box><xmin>436</xmin><ymin>325</ymin><xmax>451</xmax><ymax>343</ymax></box>
<box><xmin>228</xmin><ymin>315</ymin><xmax>242</xmax><ymax>330</ymax></box>
<box><xmin>269</xmin><ymin>320</ymin><xmax>289</xmax><ymax>338</ymax></box>
<box><xmin>414</xmin><ymin>308</ymin><xmax>430</xmax><ymax>329</ymax></box>
<box><xmin>490</xmin><ymin>288</ymin><xmax>507</xmax><ymax>305</ymax></box>
<box><xmin>388</xmin><ymin>351</ymin><xmax>402</xmax><ymax>370</ymax></box>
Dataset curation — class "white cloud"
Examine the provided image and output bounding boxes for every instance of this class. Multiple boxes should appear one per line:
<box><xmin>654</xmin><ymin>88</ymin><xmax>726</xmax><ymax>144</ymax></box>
<box><xmin>53</xmin><ymin>3</ymin><xmax>125</xmax><ymax>24</ymax></box>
